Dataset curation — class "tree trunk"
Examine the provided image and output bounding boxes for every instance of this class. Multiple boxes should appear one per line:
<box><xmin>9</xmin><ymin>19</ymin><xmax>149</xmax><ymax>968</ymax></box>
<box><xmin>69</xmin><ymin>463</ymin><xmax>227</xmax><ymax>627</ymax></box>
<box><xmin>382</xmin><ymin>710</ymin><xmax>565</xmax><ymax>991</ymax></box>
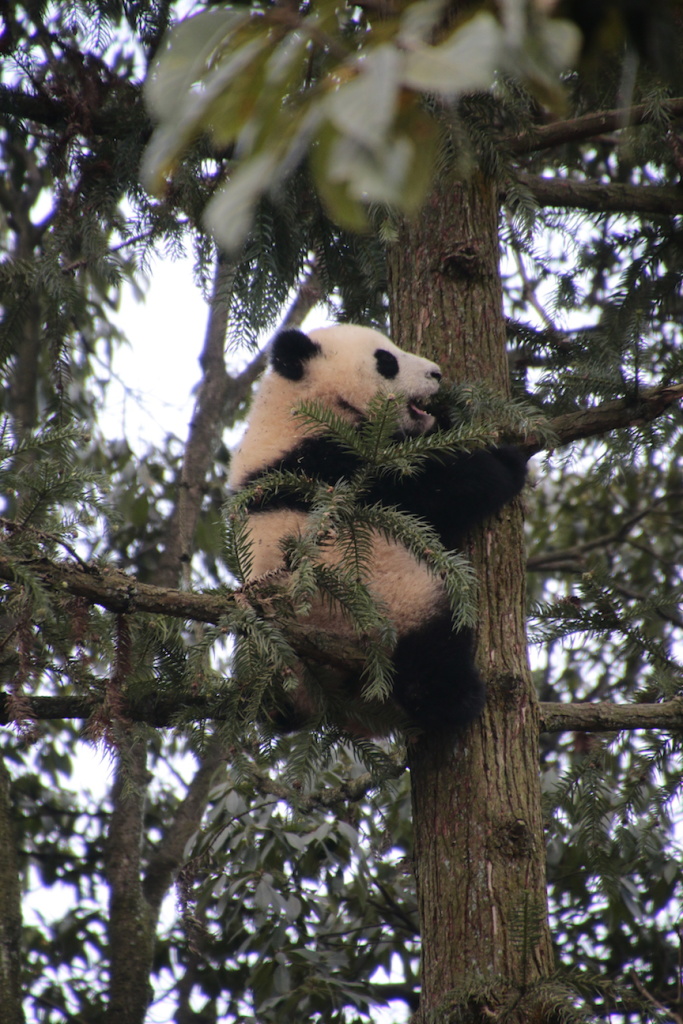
<box><xmin>105</xmin><ymin>729</ymin><xmax>155</xmax><ymax>1024</ymax></box>
<box><xmin>0</xmin><ymin>755</ymin><xmax>25</xmax><ymax>1024</ymax></box>
<box><xmin>387</xmin><ymin>172</ymin><xmax>554</xmax><ymax>1022</ymax></box>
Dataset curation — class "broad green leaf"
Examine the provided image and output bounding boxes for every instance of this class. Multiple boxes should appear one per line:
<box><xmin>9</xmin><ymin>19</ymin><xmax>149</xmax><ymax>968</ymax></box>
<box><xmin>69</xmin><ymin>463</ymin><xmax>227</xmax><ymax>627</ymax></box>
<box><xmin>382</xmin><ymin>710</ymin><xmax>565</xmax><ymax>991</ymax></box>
<box><xmin>203</xmin><ymin>151</ymin><xmax>281</xmax><ymax>252</ymax></box>
<box><xmin>517</xmin><ymin>17</ymin><xmax>582</xmax><ymax>110</ymax></box>
<box><xmin>145</xmin><ymin>10</ymin><xmax>251</xmax><ymax>122</ymax></box>
<box><xmin>199</xmin><ymin>38</ymin><xmax>274</xmax><ymax>150</ymax></box>
<box><xmin>140</xmin><ymin>118</ymin><xmax>192</xmax><ymax>193</ymax></box>
<box><xmin>342</xmin><ymin>134</ymin><xmax>416</xmax><ymax>203</ymax></box>
<box><xmin>390</xmin><ymin>99</ymin><xmax>440</xmax><ymax>214</ymax></box>
<box><xmin>324</xmin><ymin>44</ymin><xmax>401</xmax><ymax>150</ymax></box>
<box><xmin>310</xmin><ymin>125</ymin><xmax>371</xmax><ymax>232</ymax></box>
<box><xmin>537</xmin><ymin>17</ymin><xmax>582</xmax><ymax>71</ymax></box>
<box><xmin>233</xmin><ymin>31</ymin><xmax>313</xmax><ymax>153</ymax></box>
<box><xmin>142</xmin><ymin>34</ymin><xmax>274</xmax><ymax>191</ymax></box>
<box><xmin>402</xmin><ymin>11</ymin><xmax>504</xmax><ymax>94</ymax></box>
<box><xmin>398</xmin><ymin>0</ymin><xmax>448</xmax><ymax>46</ymax></box>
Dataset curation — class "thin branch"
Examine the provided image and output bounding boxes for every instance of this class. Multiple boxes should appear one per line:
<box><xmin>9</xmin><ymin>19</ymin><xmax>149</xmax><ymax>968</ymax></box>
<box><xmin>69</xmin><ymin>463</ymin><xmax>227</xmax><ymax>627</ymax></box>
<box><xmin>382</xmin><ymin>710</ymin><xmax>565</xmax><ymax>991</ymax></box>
<box><xmin>142</xmin><ymin>738</ymin><xmax>225</xmax><ymax>915</ymax></box>
<box><xmin>630</xmin><ymin>971</ymin><xmax>683</xmax><ymax>1024</ymax></box>
<box><xmin>503</xmin><ymin>211</ymin><xmax>559</xmax><ymax>331</ymax></box>
<box><xmin>527</xmin><ymin>493</ymin><xmax>683</xmax><ymax>572</ymax></box>
<box><xmin>505</xmin><ymin>97</ymin><xmax>683</xmax><ymax>155</ymax></box>
<box><xmin>249</xmin><ymin>755</ymin><xmax>405</xmax><ymax>810</ymax></box>
<box><xmin>610</xmin><ymin>580</ymin><xmax>683</xmax><ymax>630</ymax></box>
<box><xmin>280</xmin><ymin>262</ymin><xmax>322</xmax><ymax>329</ymax></box>
<box><xmin>220</xmin><ymin>261</ymin><xmax>322</xmax><ymax>425</ymax></box>
<box><xmin>0</xmin><ymin>82</ymin><xmax>67</xmax><ymax>127</ymax></box>
<box><xmin>158</xmin><ymin>257</ymin><xmax>322</xmax><ymax>585</ymax></box>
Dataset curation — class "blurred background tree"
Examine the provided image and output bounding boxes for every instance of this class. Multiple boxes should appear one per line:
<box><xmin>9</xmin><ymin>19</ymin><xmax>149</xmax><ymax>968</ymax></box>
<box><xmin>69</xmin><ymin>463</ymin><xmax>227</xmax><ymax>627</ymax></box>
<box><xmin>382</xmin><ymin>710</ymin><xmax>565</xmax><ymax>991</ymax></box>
<box><xmin>1</xmin><ymin>1</ymin><xmax>683</xmax><ymax>1022</ymax></box>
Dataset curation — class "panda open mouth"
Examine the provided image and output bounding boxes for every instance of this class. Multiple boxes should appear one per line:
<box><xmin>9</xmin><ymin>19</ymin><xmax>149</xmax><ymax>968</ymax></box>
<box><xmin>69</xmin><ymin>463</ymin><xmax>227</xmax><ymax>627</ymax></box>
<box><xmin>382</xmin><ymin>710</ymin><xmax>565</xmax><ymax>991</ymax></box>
<box><xmin>408</xmin><ymin>400</ymin><xmax>430</xmax><ymax>421</ymax></box>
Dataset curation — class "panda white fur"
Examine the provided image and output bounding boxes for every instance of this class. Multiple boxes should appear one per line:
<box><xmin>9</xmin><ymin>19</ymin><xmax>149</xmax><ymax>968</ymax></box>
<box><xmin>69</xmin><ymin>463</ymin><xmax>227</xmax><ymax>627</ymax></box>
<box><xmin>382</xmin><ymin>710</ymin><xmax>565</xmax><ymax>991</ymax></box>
<box><xmin>228</xmin><ymin>324</ymin><xmax>527</xmax><ymax>736</ymax></box>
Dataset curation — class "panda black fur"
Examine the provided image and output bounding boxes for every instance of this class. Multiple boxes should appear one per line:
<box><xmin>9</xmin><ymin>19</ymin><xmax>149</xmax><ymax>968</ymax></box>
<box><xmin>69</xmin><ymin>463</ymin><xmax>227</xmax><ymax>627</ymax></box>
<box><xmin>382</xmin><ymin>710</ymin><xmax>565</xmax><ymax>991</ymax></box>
<box><xmin>228</xmin><ymin>324</ymin><xmax>527</xmax><ymax>736</ymax></box>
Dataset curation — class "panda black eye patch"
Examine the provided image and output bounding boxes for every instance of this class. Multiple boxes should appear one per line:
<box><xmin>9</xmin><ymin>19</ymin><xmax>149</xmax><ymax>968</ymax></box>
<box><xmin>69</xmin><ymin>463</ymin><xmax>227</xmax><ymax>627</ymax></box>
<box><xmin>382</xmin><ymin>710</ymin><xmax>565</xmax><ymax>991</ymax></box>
<box><xmin>374</xmin><ymin>348</ymin><xmax>399</xmax><ymax>379</ymax></box>
<box><xmin>271</xmin><ymin>329</ymin><xmax>322</xmax><ymax>381</ymax></box>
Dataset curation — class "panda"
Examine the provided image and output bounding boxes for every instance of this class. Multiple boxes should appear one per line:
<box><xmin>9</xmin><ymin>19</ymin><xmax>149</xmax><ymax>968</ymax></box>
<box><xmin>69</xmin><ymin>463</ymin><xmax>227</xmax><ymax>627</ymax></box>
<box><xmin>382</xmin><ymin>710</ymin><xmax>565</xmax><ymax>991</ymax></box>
<box><xmin>228</xmin><ymin>324</ymin><xmax>527</xmax><ymax>737</ymax></box>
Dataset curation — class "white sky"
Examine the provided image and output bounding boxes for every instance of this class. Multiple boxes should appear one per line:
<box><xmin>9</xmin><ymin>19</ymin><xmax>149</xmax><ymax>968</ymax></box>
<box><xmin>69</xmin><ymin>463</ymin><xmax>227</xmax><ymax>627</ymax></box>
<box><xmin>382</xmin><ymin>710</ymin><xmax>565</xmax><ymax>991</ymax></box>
<box><xmin>106</xmin><ymin>254</ymin><xmax>208</xmax><ymax>449</ymax></box>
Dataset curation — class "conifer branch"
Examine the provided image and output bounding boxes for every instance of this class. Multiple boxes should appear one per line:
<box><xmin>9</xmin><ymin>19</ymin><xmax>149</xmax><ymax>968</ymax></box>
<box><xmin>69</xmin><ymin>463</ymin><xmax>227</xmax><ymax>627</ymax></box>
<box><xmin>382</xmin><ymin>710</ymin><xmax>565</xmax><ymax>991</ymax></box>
<box><xmin>515</xmin><ymin>174</ymin><xmax>683</xmax><ymax>216</ymax></box>
<box><xmin>539</xmin><ymin>699</ymin><xmax>683</xmax><ymax>733</ymax></box>
<box><xmin>0</xmin><ymin>382</ymin><xmax>679</xmax><ymax>631</ymax></box>
<box><xmin>525</xmin><ymin>381</ymin><xmax>683</xmax><ymax>454</ymax></box>
<box><xmin>3</xmin><ymin>691</ymin><xmax>683</xmax><ymax>735</ymax></box>
<box><xmin>0</xmin><ymin>555</ymin><xmax>367</xmax><ymax>673</ymax></box>
<box><xmin>527</xmin><ymin>493</ymin><xmax>683</xmax><ymax>575</ymax></box>
<box><xmin>505</xmin><ymin>97</ymin><xmax>683</xmax><ymax>155</ymax></box>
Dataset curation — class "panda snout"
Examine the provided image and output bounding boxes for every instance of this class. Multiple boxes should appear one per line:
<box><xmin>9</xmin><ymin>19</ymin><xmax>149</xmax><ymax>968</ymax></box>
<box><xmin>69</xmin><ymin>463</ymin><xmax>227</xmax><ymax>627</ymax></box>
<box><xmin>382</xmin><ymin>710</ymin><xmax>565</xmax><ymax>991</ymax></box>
<box><xmin>428</xmin><ymin>369</ymin><xmax>442</xmax><ymax>382</ymax></box>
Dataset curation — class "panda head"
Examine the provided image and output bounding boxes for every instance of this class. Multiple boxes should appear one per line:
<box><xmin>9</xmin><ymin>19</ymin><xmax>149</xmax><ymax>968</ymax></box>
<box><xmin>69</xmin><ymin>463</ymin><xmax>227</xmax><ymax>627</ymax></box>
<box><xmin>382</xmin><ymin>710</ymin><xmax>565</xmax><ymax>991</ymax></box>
<box><xmin>229</xmin><ymin>325</ymin><xmax>443</xmax><ymax>485</ymax></box>
<box><xmin>271</xmin><ymin>325</ymin><xmax>442</xmax><ymax>433</ymax></box>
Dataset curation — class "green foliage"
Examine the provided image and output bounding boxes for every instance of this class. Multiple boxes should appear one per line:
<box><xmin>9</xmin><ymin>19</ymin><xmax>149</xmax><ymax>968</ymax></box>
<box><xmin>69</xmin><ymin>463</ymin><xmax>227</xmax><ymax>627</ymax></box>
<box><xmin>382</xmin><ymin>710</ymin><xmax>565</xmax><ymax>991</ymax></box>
<box><xmin>142</xmin><ymin>0</ymin><xmax>581</xmax><ymax>250</ymax></box>
<box><xmin>2</xmin><ymin>0</ymin><xmax>683</xmax><ymax>1020</ymax></box>
<box><xmin>178</xmin><ymin>754</ymin><xmax>416</xmax><ymax>1023</ymax></box>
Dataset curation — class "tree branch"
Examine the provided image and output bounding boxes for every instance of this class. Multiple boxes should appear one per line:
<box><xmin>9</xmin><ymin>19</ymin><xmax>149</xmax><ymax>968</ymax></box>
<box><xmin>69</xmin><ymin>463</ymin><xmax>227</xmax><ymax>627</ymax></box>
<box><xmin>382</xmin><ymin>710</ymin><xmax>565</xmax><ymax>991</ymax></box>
<box><xmin>156</xmin><ymin>253</ymin><xmax>235</xmax><ymax>588</ymax></box>
<box><xmin>0</xmin><ymin>555</ymin><xmax>368</xmax><ymax>674</ymax></box>
<box><xmin>220</xmin><ymin>261</ymin><xmax>322</xmax><ymax>426</ymax></box>
<box><xmin>3</xmin><ymin>691</ymin><xmax>683</xmax><ymax>735</ymax></box>
<box><xmin>516</xmin><ymin>173</ymin><xmax>683</xmax><ymax>216</ymax></box>
<box><xmin>249</xmin><ymin>755</ymin><xmax>405</xmax><ymax>810</ymax></box>
<box><xmin>505</xmin><ymin>97</ymin><xmax>683</xmax><ymax>155</ymax></box>
<box><xmin>522</xmin><ymin>381</ymin><xmax>683</xmax><ymax>455</ymax></box>
<box><xmin>158</xmin><ymin>258</ymin><xmax>322</xmax><ymax>585</ymax></box>
<box><xmin>0</xmin><ymin>82</ymin><xmax>67</xmax><ymax>127</ymax></box>
<box><xmin>539</xmin><ymin>699</ymin><xmax>683</xmax><ymax>733</ymax></box>
<box><xmin>527</xmin><ymin>492</ymin><xmax>683</xmax><ymax>573</ymax></box>
<box><xmin>142</xmin><ymin>738</ymin><xmax>225</xmax><ymax>916</ymax></box>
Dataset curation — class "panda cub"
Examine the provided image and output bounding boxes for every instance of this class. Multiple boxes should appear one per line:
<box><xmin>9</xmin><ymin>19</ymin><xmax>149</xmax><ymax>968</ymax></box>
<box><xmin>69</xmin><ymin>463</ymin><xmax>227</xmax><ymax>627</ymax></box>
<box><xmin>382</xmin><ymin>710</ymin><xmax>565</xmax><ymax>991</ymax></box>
<box><xmin>228</xmin><ymin>324</ymin><xmax>527</xmax><ymax>736</ymax></box>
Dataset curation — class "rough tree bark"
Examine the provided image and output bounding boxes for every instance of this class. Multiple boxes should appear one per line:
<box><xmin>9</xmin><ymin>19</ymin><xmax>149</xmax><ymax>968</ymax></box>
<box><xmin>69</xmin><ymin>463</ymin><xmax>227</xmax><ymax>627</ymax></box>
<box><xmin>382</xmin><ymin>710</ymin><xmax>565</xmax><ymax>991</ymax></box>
<box><xmin>0</xmin><ymin>756</ymin><xmax>24</xmax><ymax>1024</ymax></box>
<box><xmin>387</xmin><ymin>171</ymin><xmax>554</xmax><ymax>1022</ymax></box>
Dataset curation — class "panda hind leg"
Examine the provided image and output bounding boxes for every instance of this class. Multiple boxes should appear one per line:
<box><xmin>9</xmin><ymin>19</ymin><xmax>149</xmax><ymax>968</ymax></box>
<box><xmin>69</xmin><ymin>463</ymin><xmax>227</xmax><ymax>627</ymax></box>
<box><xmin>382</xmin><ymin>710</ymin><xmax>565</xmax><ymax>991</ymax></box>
<box><xmin>392</xmin><ymin>612</ymin><xmax>486</xmax><ymax>735</ymax></box>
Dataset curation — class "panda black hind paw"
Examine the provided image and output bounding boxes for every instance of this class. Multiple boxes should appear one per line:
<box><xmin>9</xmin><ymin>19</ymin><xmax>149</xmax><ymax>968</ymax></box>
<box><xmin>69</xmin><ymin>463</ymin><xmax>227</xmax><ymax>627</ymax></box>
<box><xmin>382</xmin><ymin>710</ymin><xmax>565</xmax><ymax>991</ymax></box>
<box><xmin>403</xmin><ymin>675</ymin><xmax>486</xmax><ymax>736</ymax></box>
<box><xmin>392</xmin><ymin>619</ymin><xmax>487</xmax><ymax>736</ymax></box>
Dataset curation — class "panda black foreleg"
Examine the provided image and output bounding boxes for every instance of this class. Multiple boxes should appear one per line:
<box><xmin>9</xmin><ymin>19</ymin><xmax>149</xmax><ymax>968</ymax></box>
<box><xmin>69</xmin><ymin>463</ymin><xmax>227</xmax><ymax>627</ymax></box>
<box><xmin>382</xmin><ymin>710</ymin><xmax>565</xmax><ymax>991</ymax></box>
<box><xmin>375</xmin><ymin>444</ymin><xmax>528</xmax><ymax>547</ymax></box>
<box><xmin>422</xmin><ymin>444</ymin><xmax>528</xmax><ymax>544</ymax></box>
<box><xmin>392</xmin><ymin>609</ymin><xmax>486</xmax><ymax>734</ymax></box>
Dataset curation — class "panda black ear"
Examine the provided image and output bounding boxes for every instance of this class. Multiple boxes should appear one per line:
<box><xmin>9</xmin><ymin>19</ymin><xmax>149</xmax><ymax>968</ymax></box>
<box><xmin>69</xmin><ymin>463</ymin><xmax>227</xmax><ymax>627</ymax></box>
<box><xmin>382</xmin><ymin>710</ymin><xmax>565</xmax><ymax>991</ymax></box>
<box><xmin>271</xmin><ymin>329</ymin><xmax>322</xmax><ymax>381</ymax></box>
